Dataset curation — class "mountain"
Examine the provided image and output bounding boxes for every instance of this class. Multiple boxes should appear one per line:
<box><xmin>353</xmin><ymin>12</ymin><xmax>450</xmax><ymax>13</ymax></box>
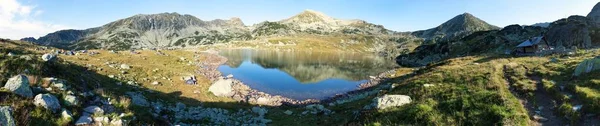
<box><xmin>27</xmin><ymin>10</ymin><xmax>401</xmax><ymax>50</ymax></box>
<box><xmin>412</xmin><ymin>13</ymin><xmax>500</xmax><ymax>43</ymax></box>
<box><xmin>251</xmin><ymin>10</ymin><xmax>391</xmax><ymax>36</ymax></box>
<box><xmin>588</xmin><ymin>2</ymin><xmax>600</xmax><ymax>24</ymax></box>
<box><xmin>73</xmin><ymin>13</ymin><xmax>251</xmax><ymax>50</ymax></box>
<box><xmin>25</xmin><ymin>13</ymin><xmax>251</xmax><ymax>50</ymax></box>
<box><xmin>530</xmin><ymin>22</ymin><xmax>551</xmax><ymax>28</ymax></box>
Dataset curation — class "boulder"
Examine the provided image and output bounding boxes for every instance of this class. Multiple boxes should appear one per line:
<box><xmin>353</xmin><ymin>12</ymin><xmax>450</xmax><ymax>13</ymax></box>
<box><xmin>0</xmin><ymin>106</ymin><xmax>16</xmax><ymax>126</ymax></box>
<box><xmin>208</xmin><ymin>79</ymin><xmax>234</xmax><ymax>97</ymax></box>
<box><xmin>83</xmin><ymin>106</ymin><xmax>104</xmax><ymax>115</ymax></box>
<box><xmin>373</xmin><ymin>95</ymin><xmax>412</xmax><ymax>109</ymax></box>
<box><xmin>41</xmin><ymin>53</ymin><xmax>56</xmax><ymax>62</ymax></box>
<box><xmin>75</xmin><ymin>115</ymin><xmax>92</xmax><ymax>125</ymax></box>
<box><xmin>3</xmin><ymin>75</ymin><xmax>33</xmax><ymax>98</ymax></box>
<box><xmin>120</xmin><ymin>64</ymin><xmax>131</xmax><ymax>69</ymax></box>
<box><xmin>63</xmin><ymin>95</ymin><xmax>79</xmax><ymax>106</ymax></box>
<box><xmin>126</xmin><ymin>92</ymin><xmax>149</xmax><ymax>107</ymax></box>
<box><xmin>93</xmin><ymin>116</ymin><xmax>109</xmax><ymax>124</ymax></box>
<box><xmin>283</xmin><ymin>110</ymin><xmax>293</xmax><ymax>115</ymax></box>
<box><xmin>33</xmin><ymin>94</ymin><xmax>61</xmax><ymax>112</ymax></box>
<box><xmin>573</xmin><ymin>57</ymin><xmax>600</xmax><ymax>76</ymax></box>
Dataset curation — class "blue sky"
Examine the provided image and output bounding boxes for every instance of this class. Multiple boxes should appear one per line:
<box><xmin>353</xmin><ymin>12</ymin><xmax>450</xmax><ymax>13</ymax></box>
<box><xmin>1</xmin><ymin>0</ymin><xmax>597</xmax><ymax>39</ymax></box>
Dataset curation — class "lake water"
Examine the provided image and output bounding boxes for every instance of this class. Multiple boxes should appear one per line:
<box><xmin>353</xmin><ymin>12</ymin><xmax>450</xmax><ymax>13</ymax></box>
<box><xmin>217</xmin><ymin>49</ymin><xmax>396</xmax><ymax>100</ymax></box>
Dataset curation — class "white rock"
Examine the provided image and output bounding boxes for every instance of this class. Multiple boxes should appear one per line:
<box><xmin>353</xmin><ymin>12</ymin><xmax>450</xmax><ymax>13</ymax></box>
<box><xmin>3</xmin><ymin>75</ymin><xmax>33</xmax><ymax>98</ymax></box>
<box><xmin>374</xmin><ymin>95</ymin><xmax>412</xmax><ymax>109</ymax></box>
<box><xmin>151</xmin><ymin>81</ymin><xmax>160</xmax><ymax>85</ymax></box>
<box><xmin>94</xmin><ymin>116</ymin><xmax>109</xmax><ymax>124</ymax></box>
<box><xmin>208</xmin><ymin>78</ymin><xmax>234</xmax><ymax>97</ymax></box>
<box><xmin>0</xmin><ymin>106</ymin><xmax>16</xmax><ymax>126</ymax></box>
<box><xmin>33</xmin><ymin>94</ymin><xmax>61</xmax><ymax>113</ymax></box>
<box><xmin>20</xmin><ymin>55</ymin><xmax>32</xmax><ymax>61</ymax></box>
<box><xmin>83</xmin><ymin>106</ymin><xmax>104</xmax><ymax>115</ymax></box>
<box><xmin>110</xmin><ymin>118</ymin><xmax>124</xmax><ymax>126</ymax></box>
<box><xmin>61</xmin><ymin>109</ymin><xmax>73</xmax><ymax>120</ymax></box>
<box><xmin>120</xmin><ymin>64</ymin><xmax>131</xmax><ymax>69</ymax></box>
<box><xmin>41</xmin><ymin>53</ymin><xmax>56</xmax><ymax>61</ymax></box>
<box><xmin>423</xmin><ymin>84</ymin><xmax>435</xmax><ymax>87</ymax></box>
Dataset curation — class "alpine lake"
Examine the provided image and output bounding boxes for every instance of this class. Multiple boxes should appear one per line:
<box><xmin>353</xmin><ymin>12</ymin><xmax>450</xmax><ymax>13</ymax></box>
<box><xmin>217</xmin><ymin>49</ymin><xmax>397</xmax><ymax>100</ymax></box>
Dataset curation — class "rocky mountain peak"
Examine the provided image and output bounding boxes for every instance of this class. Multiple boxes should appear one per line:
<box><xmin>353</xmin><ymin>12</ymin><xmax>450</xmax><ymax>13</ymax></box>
<box><xmin>412</xmin><ymin>12</ymin><xmax>499</xmax><ymax>42</ymax></box>
<box><xmin>587</xmin><ymin>2</ymin><xmax>600</xmax><ymax>24</ymax></box>
<box><xmin>282</xmin><ymin>9</ymin><xmax>336</xmax><ymax>24</ymax></box>
<box><xmin>229</xmin><ymin>17</ymin><xmax>245</xmax><ymax>26</ymax></box>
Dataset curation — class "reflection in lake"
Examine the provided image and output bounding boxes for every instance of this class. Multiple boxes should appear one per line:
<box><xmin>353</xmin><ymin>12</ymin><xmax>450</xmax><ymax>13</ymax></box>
<box><xmin>217</xmin><ymin>49</ymin><xmax>396</xmax><ymax>100</ymax></box>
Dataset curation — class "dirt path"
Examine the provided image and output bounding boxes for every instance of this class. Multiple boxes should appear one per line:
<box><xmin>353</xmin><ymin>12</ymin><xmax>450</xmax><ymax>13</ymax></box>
<box><xmin>502</xmin><ymin>64</ymin><xmax>564</xmax><ymax>125</ymax></box>
<box><xmin>528</xmin><ymin>76</ymin><xmax>564</xmax><ymax>126</ymax></box>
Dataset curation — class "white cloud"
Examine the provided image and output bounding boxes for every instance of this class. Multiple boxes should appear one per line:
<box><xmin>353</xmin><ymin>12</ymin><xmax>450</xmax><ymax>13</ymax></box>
<box><xmin>0</xmin><ymin>0</ymin><xmax>70</xmax><ymax>40</ymax></box>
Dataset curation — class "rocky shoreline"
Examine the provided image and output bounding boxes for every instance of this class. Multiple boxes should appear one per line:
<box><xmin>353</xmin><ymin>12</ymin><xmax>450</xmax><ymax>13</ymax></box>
<box><xmin>197</xmin><ymin>52</ymin><xmax>397</xmax><ymax>106</ymax></box>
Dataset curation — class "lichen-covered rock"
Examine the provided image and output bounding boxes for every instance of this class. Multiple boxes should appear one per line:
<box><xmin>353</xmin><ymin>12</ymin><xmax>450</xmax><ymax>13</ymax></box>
<box><xmin>51</xmin><ymin>79</ymin><xmax>68</xmax><ymax>91</ymax></box>
<box><xmin>573</xmin><ymin>57</ymin><xmax>600</xmax><ymax>76</ymax></box>
<box><xmin>546</xmin><ymin>16</ymin><xmax>595</xmax><ymax>49</ymax></box>
<box><xmin>3</xmin><ymin>75</ymin><xmax>33</xmax><ymax>98</ymax></box>
<box><xmin>83</xmin><ymin>106</ymin><xmax>104</xmax><ymax>115</ymax></box>
<box><xmin>33</xmin><ymin>94</ymin><xmax>61</xmax><ymax>113</ymax></box>
<box><xmin>61</xmin><ymin>109</ymin><xmax>73</xmax><ymax>120</ymax></box>
<box><xmin>373</xmin><ymin>95</ymin><xmax>412</xmax><ymax>109</ymax></box>
<box><xmin>208</xmin><ymin>78</ymin><xmax>234</xmax><ymax>97</ymax></box>
<box><xmin>0</xmin><ymin>106</ymin><xmax>16</xmax><ymax>126</ymax></box>
<box><xmin>63</xmin><ymin>95</ymin><xmax>79</xmax><ymax>106</ymax></box>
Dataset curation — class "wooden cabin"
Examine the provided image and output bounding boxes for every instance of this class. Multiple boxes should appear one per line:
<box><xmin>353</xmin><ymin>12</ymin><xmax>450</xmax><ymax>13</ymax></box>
<box><xmin>515</xmin><ymin>36</ymin><xmax>549</xmax><ymax>54</ymax></box>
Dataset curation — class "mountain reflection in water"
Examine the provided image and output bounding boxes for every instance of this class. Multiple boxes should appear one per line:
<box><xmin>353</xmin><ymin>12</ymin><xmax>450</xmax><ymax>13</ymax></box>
<box><xmin>217</xmin><ymin>49</ymin><xmax>396</xmax><ymax>100</ymax></box>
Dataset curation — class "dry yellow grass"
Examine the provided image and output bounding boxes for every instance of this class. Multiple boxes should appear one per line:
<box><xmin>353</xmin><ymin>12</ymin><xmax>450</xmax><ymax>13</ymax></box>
<box><xmin>61</xmin><ymin>49</ymin><xmax>235</xmax><ymax>105</ymax></box>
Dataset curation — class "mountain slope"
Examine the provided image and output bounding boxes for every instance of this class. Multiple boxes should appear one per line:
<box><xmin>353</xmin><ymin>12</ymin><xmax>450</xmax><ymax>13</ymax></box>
<box><xmin>588</xmin><ymin>2</ymin><xmax>600</xmax><ymax>24</ymax></box>
<box><xmin>412</xmin><ymin>13</ymin><xmax>499</xmax><ymax>43</ymax></box>
<box><xmin>74</xmin><ymin>13</ymin><xmax>251</xmax><ymax>50</ymax></box>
